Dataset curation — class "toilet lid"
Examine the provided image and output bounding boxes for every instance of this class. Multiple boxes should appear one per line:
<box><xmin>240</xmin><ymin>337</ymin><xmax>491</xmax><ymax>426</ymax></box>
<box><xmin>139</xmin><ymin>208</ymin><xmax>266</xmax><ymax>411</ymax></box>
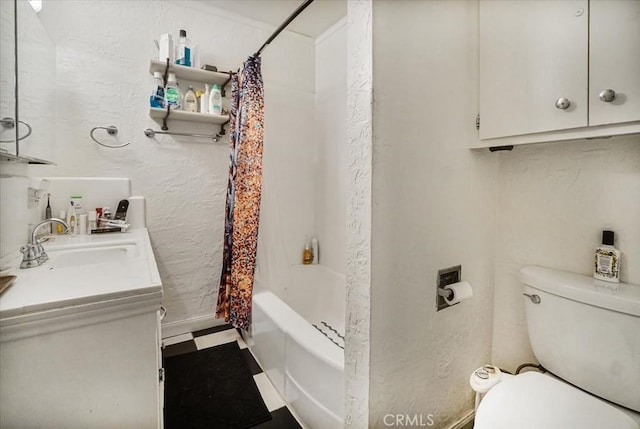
<box><xmin>474</xmin><ymin>372</ymin><xmax>639</xmax><ymax>429</ymax></box>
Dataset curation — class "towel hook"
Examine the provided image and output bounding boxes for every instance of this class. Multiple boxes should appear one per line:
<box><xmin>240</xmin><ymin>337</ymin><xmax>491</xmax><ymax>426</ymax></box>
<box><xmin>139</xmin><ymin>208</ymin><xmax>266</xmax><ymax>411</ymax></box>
<box><xmin>90</xmin><ymin>125</ymin><xmax>130</xmax><ymax>148</ymax></box>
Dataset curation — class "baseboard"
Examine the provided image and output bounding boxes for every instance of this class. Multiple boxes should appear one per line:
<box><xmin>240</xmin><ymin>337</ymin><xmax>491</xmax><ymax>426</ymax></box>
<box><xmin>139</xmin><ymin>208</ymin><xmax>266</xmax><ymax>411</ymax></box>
<box><xmin>161</xmin><ymin>313</ymin><xmax>225</xmax><ymax>338</ymax></box>
<box><xmin>448</xmin><ymin>409</ymin><xmax>474</xmax><ymax>429</ymax></box>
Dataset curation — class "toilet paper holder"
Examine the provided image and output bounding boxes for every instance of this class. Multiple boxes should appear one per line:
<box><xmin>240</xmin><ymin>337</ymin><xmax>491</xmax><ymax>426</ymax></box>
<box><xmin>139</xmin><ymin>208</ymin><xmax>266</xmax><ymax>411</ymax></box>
<box><xmin>436</xmin><ymin>264</ymin><xmax>462</xmax><ymax>311</ymax></box>
<box><xmin>438</xmin><ymin>287</ymin><xmax>455</xmax><ymax>301</ymax></box>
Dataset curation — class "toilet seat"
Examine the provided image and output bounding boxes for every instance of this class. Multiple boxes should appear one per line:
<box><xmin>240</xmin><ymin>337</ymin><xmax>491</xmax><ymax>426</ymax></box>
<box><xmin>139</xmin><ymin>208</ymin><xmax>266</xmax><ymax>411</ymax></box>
<box><xmin>474</xmin><ymin>372</ymin><xmax>639</xmax><ymax>429</ymax></box>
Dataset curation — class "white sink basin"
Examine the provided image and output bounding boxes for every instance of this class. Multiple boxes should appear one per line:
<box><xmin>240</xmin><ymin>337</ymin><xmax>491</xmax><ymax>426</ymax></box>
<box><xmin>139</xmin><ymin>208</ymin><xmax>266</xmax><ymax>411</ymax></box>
<box><xmin>0</xmin><ymin>229</ymin><xmax>162</xmax><ymax>320</ymax></box>
<box><xmin>47</xmin><ymin>244</ymin><xmax>138</xmax><ymax>269</ymax></box>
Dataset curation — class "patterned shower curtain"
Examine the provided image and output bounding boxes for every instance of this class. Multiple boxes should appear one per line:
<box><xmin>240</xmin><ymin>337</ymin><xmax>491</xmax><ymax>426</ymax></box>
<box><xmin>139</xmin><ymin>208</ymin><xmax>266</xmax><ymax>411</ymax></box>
<box><xmin>216</xmin><ymin>55</ymin><xmax>264</xmax><ymax>330</ymax></box>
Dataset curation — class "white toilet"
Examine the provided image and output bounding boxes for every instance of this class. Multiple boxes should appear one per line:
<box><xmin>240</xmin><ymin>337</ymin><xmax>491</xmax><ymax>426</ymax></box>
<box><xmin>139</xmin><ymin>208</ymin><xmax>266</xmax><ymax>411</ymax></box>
<box><xmin>474</xmin><ymin>266</ymin><xmax>640</xmax><ymax>429</ymax></box>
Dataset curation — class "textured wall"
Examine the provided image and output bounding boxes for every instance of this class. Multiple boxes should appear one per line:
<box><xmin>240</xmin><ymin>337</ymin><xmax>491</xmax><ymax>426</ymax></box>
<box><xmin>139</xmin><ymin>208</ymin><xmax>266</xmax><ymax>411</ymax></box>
<box><xmin>32</xmin><ymin>1</ymin><xmax>316</xmax><ymax>333</ymax></box>
<box><xmin>492</xmin><ymin>135</ymin><xmax>640</xmax><ymax>370</ymax></box>
<box><xmin>0</xmin><ymin>164</ymin><xmax>43</xmax><ymax>267</ymax></box>
<box><xmin>369</xmin><ymin>1</ymin><xmax>498</xmax><ymax>427</ymax></box>
<box><xmin>315</xmin><ymin>18</ymin><xmax>347</xmax><ymax>275</ymax></box>
<box><xmin>345</xmin><ymin>0</ymin><xmax>373</xmax><ymax>427</ymax></box>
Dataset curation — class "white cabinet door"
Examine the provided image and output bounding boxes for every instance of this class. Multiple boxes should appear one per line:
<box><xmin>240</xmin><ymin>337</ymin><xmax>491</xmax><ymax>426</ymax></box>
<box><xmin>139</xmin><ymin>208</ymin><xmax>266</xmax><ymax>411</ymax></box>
<box><xmin>479</xmin><ymin>0</ymin><xmax>589</xmax><ymax>139</ymax></box>
<box><xmin>589</xmin><ymin>0</ymin><xmax>640</xmax><ymax>126</ymax></box>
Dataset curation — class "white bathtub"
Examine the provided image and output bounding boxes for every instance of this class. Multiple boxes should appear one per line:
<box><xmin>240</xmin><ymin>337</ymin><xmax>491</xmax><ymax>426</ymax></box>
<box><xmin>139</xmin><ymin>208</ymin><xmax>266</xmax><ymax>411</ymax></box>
<box><xmin>249</xmin><ymin>265</ymin><xmax>345</xmax><ymax>429</ymax></box>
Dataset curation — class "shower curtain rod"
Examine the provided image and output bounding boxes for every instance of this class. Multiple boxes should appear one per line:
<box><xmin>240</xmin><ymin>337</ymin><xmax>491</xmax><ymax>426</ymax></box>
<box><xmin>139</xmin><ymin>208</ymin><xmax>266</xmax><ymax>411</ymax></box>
<box><xmin>225</xmin><ymin>0</ymin><xmax>314</xmax><ymax>83</ymax></box>
<box><xmin>254</xmin><ymin>0</ymin><xmax>315</xmax><ymax>57</ymax></box>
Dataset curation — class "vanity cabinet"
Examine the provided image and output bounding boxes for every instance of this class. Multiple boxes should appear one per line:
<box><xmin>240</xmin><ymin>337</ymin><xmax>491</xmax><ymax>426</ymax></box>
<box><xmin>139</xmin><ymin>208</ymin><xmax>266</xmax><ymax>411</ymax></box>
<box><xmin>0</xmin><ymin>229</ymin><xmax>164</xmax><ymax>428</ymax></box>
<box><xmin>477</xmin><ymin>0</ymin><xmax>640</xmax><ymax>147</ymax></box>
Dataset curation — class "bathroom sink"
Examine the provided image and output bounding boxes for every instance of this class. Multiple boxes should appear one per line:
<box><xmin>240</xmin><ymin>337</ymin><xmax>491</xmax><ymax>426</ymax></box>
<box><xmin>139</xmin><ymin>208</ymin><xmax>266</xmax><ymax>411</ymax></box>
<box><xmin>47</xmin><ymin>244</ymin><xmax>138</xmax><ymax>269</ymax></box>
<box><xmin>0</xmin><ymin>229</ymin><xmax>161</xmax><ymax>320</ymax></box>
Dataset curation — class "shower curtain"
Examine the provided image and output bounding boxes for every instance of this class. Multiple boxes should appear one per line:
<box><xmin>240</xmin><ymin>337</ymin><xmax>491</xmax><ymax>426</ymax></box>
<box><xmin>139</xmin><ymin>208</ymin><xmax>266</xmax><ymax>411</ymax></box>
<box><xmin>216</xmin><ymin>55</ymin><xmax>264</xmax><ymax>330</ymax></box>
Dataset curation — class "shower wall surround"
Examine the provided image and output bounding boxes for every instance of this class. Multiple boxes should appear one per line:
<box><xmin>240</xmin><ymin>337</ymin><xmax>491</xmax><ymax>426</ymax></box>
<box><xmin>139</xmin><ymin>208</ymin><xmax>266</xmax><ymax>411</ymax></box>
<box><xmin>31</xmin><ymin>0</ymin><xmax>316</xmax><ymax>336</ymax></box>
<box><xmin>315</xmin><ymin>18</ymin><xmax>347</xmax><ymax>275</ymax></box>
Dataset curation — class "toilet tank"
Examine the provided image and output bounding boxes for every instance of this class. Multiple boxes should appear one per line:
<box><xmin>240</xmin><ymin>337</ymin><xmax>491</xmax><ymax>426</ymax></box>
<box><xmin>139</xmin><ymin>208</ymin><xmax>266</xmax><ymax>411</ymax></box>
<box><xmin>520</xmin><ymin>266</ymin><xmax>640</xmax><ymax>412</ymax></box>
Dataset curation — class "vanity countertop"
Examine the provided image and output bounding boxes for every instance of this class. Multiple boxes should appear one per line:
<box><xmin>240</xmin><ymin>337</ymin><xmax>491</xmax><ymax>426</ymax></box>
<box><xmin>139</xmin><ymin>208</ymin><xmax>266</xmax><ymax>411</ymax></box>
<box><xmin>0</xmin><ymin>229</ymin><xmax>162</xmax><ymax>321</ymax></box>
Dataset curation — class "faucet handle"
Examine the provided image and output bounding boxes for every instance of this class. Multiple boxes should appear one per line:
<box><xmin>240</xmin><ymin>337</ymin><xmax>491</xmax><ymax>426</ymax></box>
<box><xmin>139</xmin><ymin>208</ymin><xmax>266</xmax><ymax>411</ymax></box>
<box><xmin>20</xmin><ymin>244</ymin><xmax>41</xmax><ymax>269</ymax></box>
<box><xmin>35</xmin><ymin>241</ymin><xmax>48</xmax><ymax>263</ymax></box>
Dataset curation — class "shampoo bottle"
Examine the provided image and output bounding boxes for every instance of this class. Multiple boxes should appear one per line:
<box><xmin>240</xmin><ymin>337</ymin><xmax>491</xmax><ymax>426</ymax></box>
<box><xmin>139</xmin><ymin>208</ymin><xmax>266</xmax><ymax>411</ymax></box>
<box><xmin>209</xmin><ymin>84</ymin><xmax>222</xmax><ymax>115</ymax></box>
<box><xmin>594</xmin><ymin>230</ymin><xmax>620</xmax><ymax>283</ymax></box>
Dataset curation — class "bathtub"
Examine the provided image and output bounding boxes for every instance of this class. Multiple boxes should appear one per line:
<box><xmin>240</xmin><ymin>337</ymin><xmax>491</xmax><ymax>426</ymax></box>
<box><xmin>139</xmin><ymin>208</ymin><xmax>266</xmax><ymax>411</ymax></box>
<box><xmin>249</xmin><ymin>265</ymin><xmax>345</xmax><ymax>429</ymax></box>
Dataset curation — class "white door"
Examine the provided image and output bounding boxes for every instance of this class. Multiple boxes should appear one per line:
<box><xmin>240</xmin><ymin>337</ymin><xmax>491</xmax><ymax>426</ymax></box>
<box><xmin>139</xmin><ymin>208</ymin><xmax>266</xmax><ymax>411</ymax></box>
<box><xmin>589</xmin><ymin>0</ymin><xmax>640</xmax><ymax>126</ymax></box>
<box><xmin>479</xmin><ymin>0</ymin><xmax>589</xmax><ymax>139</ymax></box>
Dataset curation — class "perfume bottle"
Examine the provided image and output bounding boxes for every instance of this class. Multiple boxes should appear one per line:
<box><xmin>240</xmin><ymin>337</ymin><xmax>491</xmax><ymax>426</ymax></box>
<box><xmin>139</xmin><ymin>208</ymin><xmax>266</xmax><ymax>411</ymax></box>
<box><xmin>594</xmin><ymin>230</ymin><xmax>620</xmax><ymax>283</ymax></box>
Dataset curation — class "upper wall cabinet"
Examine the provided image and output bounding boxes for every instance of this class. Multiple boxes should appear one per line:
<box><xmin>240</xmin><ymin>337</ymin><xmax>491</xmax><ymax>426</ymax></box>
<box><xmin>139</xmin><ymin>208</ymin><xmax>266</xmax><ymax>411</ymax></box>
<box><xmin>476</xmin><ymin>0</ymin><xmax>640</xmax><ymax>148</ymax></box>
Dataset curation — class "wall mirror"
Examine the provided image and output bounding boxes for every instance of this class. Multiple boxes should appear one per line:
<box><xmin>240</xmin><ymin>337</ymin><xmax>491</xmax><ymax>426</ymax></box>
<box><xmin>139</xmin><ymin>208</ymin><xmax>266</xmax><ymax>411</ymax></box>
<box><xmin>0</xmin><ymin>0</ymin><xmax>56</xmax><ymax>164</ymax></box>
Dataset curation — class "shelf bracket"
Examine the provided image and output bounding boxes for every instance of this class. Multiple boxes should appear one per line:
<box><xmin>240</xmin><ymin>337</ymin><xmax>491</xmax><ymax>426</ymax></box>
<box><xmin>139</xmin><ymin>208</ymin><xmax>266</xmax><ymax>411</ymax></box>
<box><xmin>162</xmin><ymin>105</ymin><xmax>171</xmax><ymax>131</ymax></box>
<box><xmin>221</xmin><ymin>73</ymin><xmax>234</xmax><ymax>98</ymax></box>
<box><xmin>162</xmin><ymin>58</ymin><xmax>170</xmax><ymax>87</ymax></box>
<box><xmin>218</xmin><ymin>120</ymin><xmax>229</xmax><ymax>137</ymax></box>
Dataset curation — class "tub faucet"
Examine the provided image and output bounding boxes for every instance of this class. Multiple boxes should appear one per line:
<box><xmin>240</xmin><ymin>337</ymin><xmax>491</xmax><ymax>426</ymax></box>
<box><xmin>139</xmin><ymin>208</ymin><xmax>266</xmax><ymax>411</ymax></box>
<box><xmin>20</xmin><ymin>218</ymin><xmax>69</xmax><ymax>269</ymax></box>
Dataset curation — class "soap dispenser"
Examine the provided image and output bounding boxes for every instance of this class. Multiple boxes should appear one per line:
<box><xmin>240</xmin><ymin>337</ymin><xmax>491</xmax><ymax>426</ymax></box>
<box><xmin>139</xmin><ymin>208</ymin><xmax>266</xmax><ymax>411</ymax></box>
<box><xmin>594</xmin><ymin>230</ymin><xmax>620</xmax><ymax>283</ymax></box>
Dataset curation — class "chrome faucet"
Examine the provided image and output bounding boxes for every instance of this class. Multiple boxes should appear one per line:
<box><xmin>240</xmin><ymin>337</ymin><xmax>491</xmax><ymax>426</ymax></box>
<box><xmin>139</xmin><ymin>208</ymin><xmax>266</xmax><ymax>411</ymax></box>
<box><xmin>20</xmin><ymin>218</ymin><xmax>69</xmax><ymax>269</ymax></box>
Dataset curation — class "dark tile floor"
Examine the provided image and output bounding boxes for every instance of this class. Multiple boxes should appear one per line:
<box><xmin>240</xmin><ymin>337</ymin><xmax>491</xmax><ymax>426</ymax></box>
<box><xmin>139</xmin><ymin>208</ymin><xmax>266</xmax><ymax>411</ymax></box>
<box><xmin>163</xmin><ymin>325</ymin><xmax>302</xmax><ymax>428</ymax></box>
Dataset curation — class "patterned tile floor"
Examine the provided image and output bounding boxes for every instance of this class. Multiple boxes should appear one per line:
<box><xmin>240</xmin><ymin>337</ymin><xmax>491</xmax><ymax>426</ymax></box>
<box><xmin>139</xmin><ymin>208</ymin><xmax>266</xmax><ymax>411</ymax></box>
<box><xmin>162</xmin><ymin>324</ymin><xmax>303</xmax><ymax>429</ymax></box>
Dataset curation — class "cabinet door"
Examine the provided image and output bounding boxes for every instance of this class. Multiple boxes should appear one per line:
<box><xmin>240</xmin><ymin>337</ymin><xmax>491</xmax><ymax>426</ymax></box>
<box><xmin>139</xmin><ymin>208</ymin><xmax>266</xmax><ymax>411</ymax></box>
<box><xmin>589</xmin><ymin>0</ymin><xmax>640</xmax><ymax>126</ymax></box>
<box><xmin>479</xmin><ymin>0</ymin><xmax>589</xmax><ymax>139</ymax></box>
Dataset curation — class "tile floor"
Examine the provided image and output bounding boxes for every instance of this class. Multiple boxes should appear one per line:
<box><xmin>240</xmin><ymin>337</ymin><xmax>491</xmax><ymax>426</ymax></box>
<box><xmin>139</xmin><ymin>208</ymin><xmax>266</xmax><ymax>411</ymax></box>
<box><xmin>162</xmin><ymin>324</ymin><xmax>303</xmax><ymax>429</ymax></box>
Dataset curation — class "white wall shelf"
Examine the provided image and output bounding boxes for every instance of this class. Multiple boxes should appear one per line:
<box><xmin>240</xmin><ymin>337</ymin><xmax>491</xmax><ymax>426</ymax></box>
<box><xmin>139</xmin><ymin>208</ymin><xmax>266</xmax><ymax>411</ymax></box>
<box><xmin>149</xmin><ymin>60</ymin><xmax>231</xmax><ymax>86</ymax></box>
<box><xmin>149</xmin><ymin>107</ymin><xmax>229</xmax><ymax>125</ymax></box>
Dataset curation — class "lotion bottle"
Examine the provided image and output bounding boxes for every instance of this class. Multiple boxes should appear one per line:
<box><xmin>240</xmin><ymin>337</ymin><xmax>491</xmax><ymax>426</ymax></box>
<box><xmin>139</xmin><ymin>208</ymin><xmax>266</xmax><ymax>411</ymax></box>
<box><xmin>184</xmin><ymin>86</ymin><xmax>198</xmax><ymax>112</ymax></box>
<box><xmin>594</xmin><ymin>230</ymin><xmax>620</xmax><ymax>283</ymax></box>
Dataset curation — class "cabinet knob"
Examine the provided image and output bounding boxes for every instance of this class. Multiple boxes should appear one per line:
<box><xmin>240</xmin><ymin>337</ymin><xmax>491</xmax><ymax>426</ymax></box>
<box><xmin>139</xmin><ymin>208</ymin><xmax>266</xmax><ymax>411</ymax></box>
<box><xmin>555</xmin><ymin>98</ymin><xmax>571</xmax><ymax>110</ymax></box>
<box><xmin>599</xmin><ymin>89</ymin><xmax>616</xmax><ymax>103</ymax></box>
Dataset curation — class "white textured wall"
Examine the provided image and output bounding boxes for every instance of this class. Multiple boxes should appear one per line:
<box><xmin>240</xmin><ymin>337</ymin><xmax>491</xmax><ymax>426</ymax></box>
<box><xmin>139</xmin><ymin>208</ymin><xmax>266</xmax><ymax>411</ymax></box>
<box><xmin>492</xmin><ymin>135</ymin><xmax>640</xmax><ymax>370</ymax></box>
<box><xmin>345</xmin><ymin>0</ymin><xmax>372</xmax><ymax>427</ymax></box>
<box><xmin>0</xmin><ymin>164</ymin><xmax>44</xmax><ymax>267</ymax></box>
<box><xmin>315</xmin><ymin>18</ymin><xmax>347</xmax><ymax>275</ymax></box>
<box><xmin>369</xmin><ymin>1</ymin><xmax>498</xmax><ymax>427</ymax></box>
<box><xmin>31</xmin><ymin>1</ymin><xmax>316</xmax><ymax>333</ymax></box>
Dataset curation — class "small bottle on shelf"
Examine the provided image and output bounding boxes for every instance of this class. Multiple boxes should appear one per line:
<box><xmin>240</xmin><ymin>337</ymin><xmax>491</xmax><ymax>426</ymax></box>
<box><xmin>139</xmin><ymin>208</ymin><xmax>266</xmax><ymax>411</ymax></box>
<box><xmin>302</xmin><ymin>236</ymin><xmax>313</xmax><ymax>265</ymax></box>
<box><xmin>201</xmin><ymin>84</ymin><xmax>210</xmax><ymax>114</ymax></box>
